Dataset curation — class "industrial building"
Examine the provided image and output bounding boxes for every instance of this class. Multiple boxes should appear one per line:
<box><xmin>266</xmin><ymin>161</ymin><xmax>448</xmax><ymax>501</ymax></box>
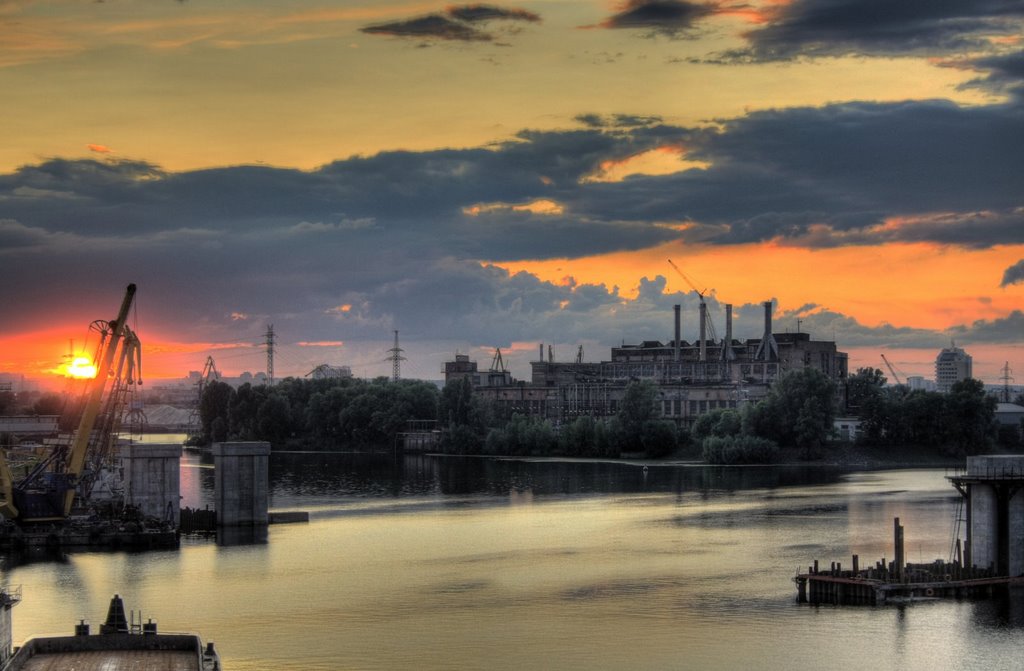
<box><xmin>447</xmin><ymin>301</ymin><xmax>848</xmax><ymax>426</ymax></box>
<box><xmin>935</xmin><ymin>343</ymin><xmax>973</xmax><ymax>392</ymax></box>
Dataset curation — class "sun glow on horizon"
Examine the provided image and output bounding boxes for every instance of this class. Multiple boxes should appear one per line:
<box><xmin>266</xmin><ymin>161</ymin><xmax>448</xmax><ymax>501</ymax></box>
<box><xmin>64</xmin><ymin>356</ymin><xmax>97</xmax><ymax>379</ymax></box>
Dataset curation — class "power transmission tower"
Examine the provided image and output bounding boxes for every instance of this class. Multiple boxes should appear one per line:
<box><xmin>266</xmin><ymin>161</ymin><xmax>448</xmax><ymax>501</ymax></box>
<box><xmin>387</xmin><ymin>330</ymin><xmax>406</xmax><ymax>382</ymax></box>
<box><xmin>1001</xmin><ymin>362</ymin><xmax>1014</xmax><ymax>402</ymax></box>
<box><xmin>265</xmin><ymin>324</ymin><xmax>276</xmax><ymax>385</ymax></box>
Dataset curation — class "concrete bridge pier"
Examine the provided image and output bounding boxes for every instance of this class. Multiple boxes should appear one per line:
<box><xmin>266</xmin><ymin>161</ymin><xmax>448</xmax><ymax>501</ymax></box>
<box><xmin>950</xmin><ymin>455</ymin><xmax>1024</xmax><ymax>576</ymax></box>
<box><xmin>212</xmin><ymin>442</ymin><xmax>270</xmax><ymax>527</ymax></box>
<box><xmin>121</xmin><ymin>443</ymin><xmax>183</xmax><ymax>525</ymax></box>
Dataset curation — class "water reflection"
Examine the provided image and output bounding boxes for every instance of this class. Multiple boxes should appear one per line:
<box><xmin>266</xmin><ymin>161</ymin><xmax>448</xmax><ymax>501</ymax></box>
<box><xmin>4</xmin><ymin>453</ymin><xmax>1023</xmax><ymax>671</ymax></box>
<box><xmin>265</xmin><ymin>451</ymin><xmax>857</xmax><ymax>504</ymax></box>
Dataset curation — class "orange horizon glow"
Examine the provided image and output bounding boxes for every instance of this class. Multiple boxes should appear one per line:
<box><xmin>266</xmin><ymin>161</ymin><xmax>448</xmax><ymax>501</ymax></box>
<box><xmin>495</xmin><ymin>240</ymin><xmax>1024</xmax><ymax>332</ymax></box>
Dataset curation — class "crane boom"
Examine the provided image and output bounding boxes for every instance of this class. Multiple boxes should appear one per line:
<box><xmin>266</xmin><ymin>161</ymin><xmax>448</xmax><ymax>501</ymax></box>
<box><xmin>667</xmin><ymin>259</ymin><xmax>718</xmax><ymax>344</ymax></box>
<box><xmin>880</xmin><ymin>354</ymin><xmax>903</xmax><ymax>386</ymax></box>
<box><xmin>62</xmin><ymin>283</ymin><xmax>137</xmax><ymax>515</ymax></box>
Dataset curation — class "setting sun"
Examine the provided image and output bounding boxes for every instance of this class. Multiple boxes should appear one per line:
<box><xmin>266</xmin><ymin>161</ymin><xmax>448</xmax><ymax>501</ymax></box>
<box><xmin>65</xmin><ymin>356</ymin><xmax>97</xmax><ymax>380</ymax></box>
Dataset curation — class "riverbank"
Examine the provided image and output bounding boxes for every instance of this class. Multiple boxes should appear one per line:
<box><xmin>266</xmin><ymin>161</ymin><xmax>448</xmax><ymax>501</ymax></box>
<box><xmin>770</xmin><ymin>443</ymin><xmax>964</xmax><ymax>468</ymax></box>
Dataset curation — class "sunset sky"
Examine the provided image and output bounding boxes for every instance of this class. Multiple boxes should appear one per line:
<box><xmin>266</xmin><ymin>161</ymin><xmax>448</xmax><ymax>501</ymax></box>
<box><xmin>2</xmin><ymin>0</ymin><xmax>1022</xmax><ymax>387</ymax></box>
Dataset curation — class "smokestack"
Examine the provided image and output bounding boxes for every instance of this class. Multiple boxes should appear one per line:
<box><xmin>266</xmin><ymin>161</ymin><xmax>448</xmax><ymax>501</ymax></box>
<box><xmin>539</xmin><ymin>343</ymin><xmax>544</xmax><ymax>362</ymax></box>
<box><xmin>673</xmin><ymin>305</ymin><xmax>681</xmax><ymax>362</ymax></box>
<box><xmin>699</xmin><ymin>302</ymin><xmax>707</xmax><ymax>362</ymax></box>
<box><xmin>754</xmin><ymin>300</ymin><xmax>779</xmax><ymax>361</ymax></box>
<box><xmin>721</xmin><ymin>303</ymin><xmax>735</xmax><ymax>362</ymax></box>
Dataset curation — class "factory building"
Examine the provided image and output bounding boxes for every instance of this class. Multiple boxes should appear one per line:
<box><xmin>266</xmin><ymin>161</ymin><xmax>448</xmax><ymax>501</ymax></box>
<box><xmin>935</xmin><ymin>343</ymin><xmax>973</xmax><ymax>392</ymax></box>
<box><xmin>447</xmin><ymin>301</ymin><xmax>848</xmax><ymax>427</ymax></box>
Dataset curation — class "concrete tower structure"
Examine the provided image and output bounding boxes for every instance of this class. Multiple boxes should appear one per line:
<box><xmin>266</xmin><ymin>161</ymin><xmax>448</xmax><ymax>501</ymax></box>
<box><xmin>935</xmin><ymin>343</ymin><xmax>972</xmax><ymax>392</ymax></box>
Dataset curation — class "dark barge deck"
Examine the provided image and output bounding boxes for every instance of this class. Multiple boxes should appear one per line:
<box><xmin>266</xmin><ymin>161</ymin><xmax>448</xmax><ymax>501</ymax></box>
<box><xmin>794</xmin><ymin>516</ymin><xmax>1024</xmax><ymax>606</ymax></box>
<box><xmin>795</xmin><ymin>569</ymin><xmax>1024</xmax><ymax>606</ymax></box>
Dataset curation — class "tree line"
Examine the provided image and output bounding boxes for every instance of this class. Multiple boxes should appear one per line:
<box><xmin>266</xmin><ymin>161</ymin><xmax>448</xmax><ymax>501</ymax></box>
<box><xmin>190</xmin><ymin>365</ymin><xmax>1010</xmax><ymax>461</ymax></box>
<box><xmin>845</xmin><ymin>367</ymin><xmax>1009</xmax><ymax>455</ymax></box>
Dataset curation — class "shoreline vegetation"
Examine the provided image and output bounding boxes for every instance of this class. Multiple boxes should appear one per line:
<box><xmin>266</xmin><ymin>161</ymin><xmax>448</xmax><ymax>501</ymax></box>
<box><xmin>177</xmin><ymin>366</ymin><xmax>1019</xmax><ymax>466</ymax></box>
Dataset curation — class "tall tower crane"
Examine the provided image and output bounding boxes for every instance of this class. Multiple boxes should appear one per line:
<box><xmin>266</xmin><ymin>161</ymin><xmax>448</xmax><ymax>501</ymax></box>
<box><xmin>667</xmin><ymin>260</ymin><xmax>717</xmax><ymax>361</ymax></box>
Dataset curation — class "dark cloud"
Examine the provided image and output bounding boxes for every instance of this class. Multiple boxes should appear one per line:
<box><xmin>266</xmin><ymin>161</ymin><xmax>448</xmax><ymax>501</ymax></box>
<box><xmin>2</xmin><ymin>97</ymin><xmax>1022</xmax><ymax>357</ymax></box>
<box><xmin>361</xmin><ymin>4</ymin><xmax>540</xmax><ymax>43</ymax></box>
<box><xmin>361</xmin><ymin>15</ymin><xmax>492</xmax><ymax>42</ymax></box>
<box><xmin>575</xmin><ymin>113</ymin><xmax>664</xmax><ymax>128</ymax></box>
<box><xmin>595</xmin><ymin>1</ymin><xmax>715</xmax><ymax>36</ymax></box>
<box><xmin>948</xmin><ymin>311</ymin><xmax>1024</xmax><ymax>344</ymax></box>
<box><xmin>957</xmin><ymin>49</ymin><xmax>1024</xmax><ymax>101</ymax></box>
<box><xmin>1002</xmin><ymin>259</ymin><xmax>1024</xmax><ymax>287</ymax></box>
<box><xmin>447</xmin><ymin>5</ymin><xmax>540</xmax><ymax>24</ymax></box>
<box><xmin>724</xmin><ymin>0</ymin><xmax>1024</xmax><ymax>61</ymax></box>
<box><xmin>572</xmin><ymin>100</ymin><xmax>1024</xmax><ymax>249</ymax></box>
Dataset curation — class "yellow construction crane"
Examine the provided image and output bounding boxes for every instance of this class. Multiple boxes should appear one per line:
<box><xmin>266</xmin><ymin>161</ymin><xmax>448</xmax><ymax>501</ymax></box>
<box><xmin>0</xmin><ymin>284</ymin><xmax>139</xmax><ymax>522</ymax></box>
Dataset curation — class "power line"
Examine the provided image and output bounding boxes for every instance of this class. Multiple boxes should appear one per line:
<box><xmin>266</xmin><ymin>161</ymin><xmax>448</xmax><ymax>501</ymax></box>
<box><xmin>387</xmin><ymin>330</ymin><xmax>406</xmax><ymax>382</ymax></box>
<box><xmin>265</xmin><ymin>324</ymin><xmax>275</xmax><ymax>386</ymax></box>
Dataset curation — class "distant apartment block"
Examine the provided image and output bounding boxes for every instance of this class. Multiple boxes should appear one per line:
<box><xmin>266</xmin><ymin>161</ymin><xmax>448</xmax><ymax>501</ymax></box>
<box><xmin>935</xmin><ymin>343</ymin><xmax>973</xmax><ymax>393</ymax></box>
<box><xmin>905</xmin><ymin>376</ymin><xmax>936</xmax><ymax>392</ymax></box>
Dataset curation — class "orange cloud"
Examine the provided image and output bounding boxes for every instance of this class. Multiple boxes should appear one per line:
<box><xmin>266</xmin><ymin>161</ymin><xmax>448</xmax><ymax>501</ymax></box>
<box><xmin>581</xmin><ymin>145</ymin><xmax>709</xmax><ymax>183</ymax></box>
<box><xmin>297</xmin><ymin>341</ymin><xmax>345</xmax><ymax>347</ymax></box>
<box><xmin>464</xmin><ymin>199</ymin><xmax>565</xmax><ymax>216</ymax></box>
<box><xmin>86</xmin><ymin>143</ymin><xmax>112</xmax><ymax>154</ymax></box>
<box><xmin>497</xmin><ymin>240</ymin><xmax>1024</xmax><ymax>332</ymax></box>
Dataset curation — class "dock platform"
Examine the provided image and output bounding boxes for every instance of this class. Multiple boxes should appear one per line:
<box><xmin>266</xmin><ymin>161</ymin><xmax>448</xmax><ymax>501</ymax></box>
<box><xmin>794</xmin><ymin>516</ymin><xmax>1024</xmax><ymax>606</ymax></box>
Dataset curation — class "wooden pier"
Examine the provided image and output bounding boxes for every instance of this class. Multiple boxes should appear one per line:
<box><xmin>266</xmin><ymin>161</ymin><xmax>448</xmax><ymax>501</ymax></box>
<box><xmin>794</xmin><ymin>517</ymin><xmax>1024</xmax><ymax>606</ymax></box>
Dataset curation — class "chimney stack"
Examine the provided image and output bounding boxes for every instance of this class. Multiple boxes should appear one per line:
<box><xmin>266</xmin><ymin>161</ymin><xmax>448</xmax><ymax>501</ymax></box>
<box><xmin>754</xmin><ymin>300</ymin><xmax>779</xmax><ymax>361</ymax></box>
<box><xmin>721</xmin><ymin>303</ymin><xmax>735</xmax><ymax>362</ymax></box>
<box><xmin>699</xmin><ymin>302</ymin><xmax>707</xmax><ymax>362</ymax></box>
<box><xmin>673</xmin><ymin>305</ymin><xmax>681</xmax><ymax>362</ymax></box>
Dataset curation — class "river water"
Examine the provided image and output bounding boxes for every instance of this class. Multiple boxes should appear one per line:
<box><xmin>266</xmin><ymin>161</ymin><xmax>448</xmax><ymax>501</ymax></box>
<box><xmin>3</xmin><ymin>448</ymin><xmax>1023</xmax><ymax>670</ymax></box>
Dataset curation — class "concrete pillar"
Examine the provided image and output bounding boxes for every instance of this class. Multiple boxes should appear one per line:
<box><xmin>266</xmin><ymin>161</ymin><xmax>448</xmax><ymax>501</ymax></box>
<box><xmin>212</xmin><ymin>442</ymin><xmax>270</xmax><ymax>526</ymax></box>
<box><xmin>0</xmin><ymin>592</ymin><xmax>14</xmax><ymax>667</ymax></box>
<box><xmin>121</xmin><ymin>443</ymin><xmax>182</xmax><ymax>525</ymax></box>
<box><xmin>965</xmin><ymin>455</ymin><xmax>1024</xmax><ymax>575</ymax></box>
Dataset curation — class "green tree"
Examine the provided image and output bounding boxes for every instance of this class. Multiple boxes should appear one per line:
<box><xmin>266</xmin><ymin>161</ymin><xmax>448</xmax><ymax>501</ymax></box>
<box><xmin>693</xmin><ymin>408</ymin><xmax>741</xmax><ymax>441</ymax></box>
<box><xmin>440</xmin><ymin>377</ymin><xmax>476</xmax><ymax>428</ymax></box>
<box><xmin>748</xmin><ymin>368</ymin><xmax>836</xmax><ymax>456</ymax></box>
<box><xmin>641</xmin><ymin>420</ymin><xmax>677</xmax><ymax>458</ymax></box>
<box><xmin>943</xmin><ymin>378</ymin><xmax>996</xmax><ymax>455</ymax></box>
<box><xmin>199</xmin><ymin>380</ymin><xmax>234</xmax><ymax>445</ymax></box>
<box><xmin>616</xmin><ymin>380</ymin><xmax>658</xmax><ymax>453</ymax></box>
<box><xmin>846</xmin><ymin>367</ymin><xmax>887</xmax><ymax>413</ymax></box>
<box><xmin>257</xmin><ymin>394</ymin><xmax>292</xmax><ymax>444</ymax></box>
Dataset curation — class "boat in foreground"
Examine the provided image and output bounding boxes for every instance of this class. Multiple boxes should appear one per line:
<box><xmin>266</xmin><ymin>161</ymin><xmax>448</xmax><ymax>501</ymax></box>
<box><xmin>1</xmin><ymin>591</ymin><xmax>220</xmax><ymax>670</ymax></box>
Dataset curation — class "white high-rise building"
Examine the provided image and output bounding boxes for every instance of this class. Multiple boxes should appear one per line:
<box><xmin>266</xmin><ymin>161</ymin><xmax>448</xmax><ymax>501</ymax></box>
<box><xmin>935</xmin><ymin>343</ymin><xmax>973</xmax><ymax>392</ymax></box>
